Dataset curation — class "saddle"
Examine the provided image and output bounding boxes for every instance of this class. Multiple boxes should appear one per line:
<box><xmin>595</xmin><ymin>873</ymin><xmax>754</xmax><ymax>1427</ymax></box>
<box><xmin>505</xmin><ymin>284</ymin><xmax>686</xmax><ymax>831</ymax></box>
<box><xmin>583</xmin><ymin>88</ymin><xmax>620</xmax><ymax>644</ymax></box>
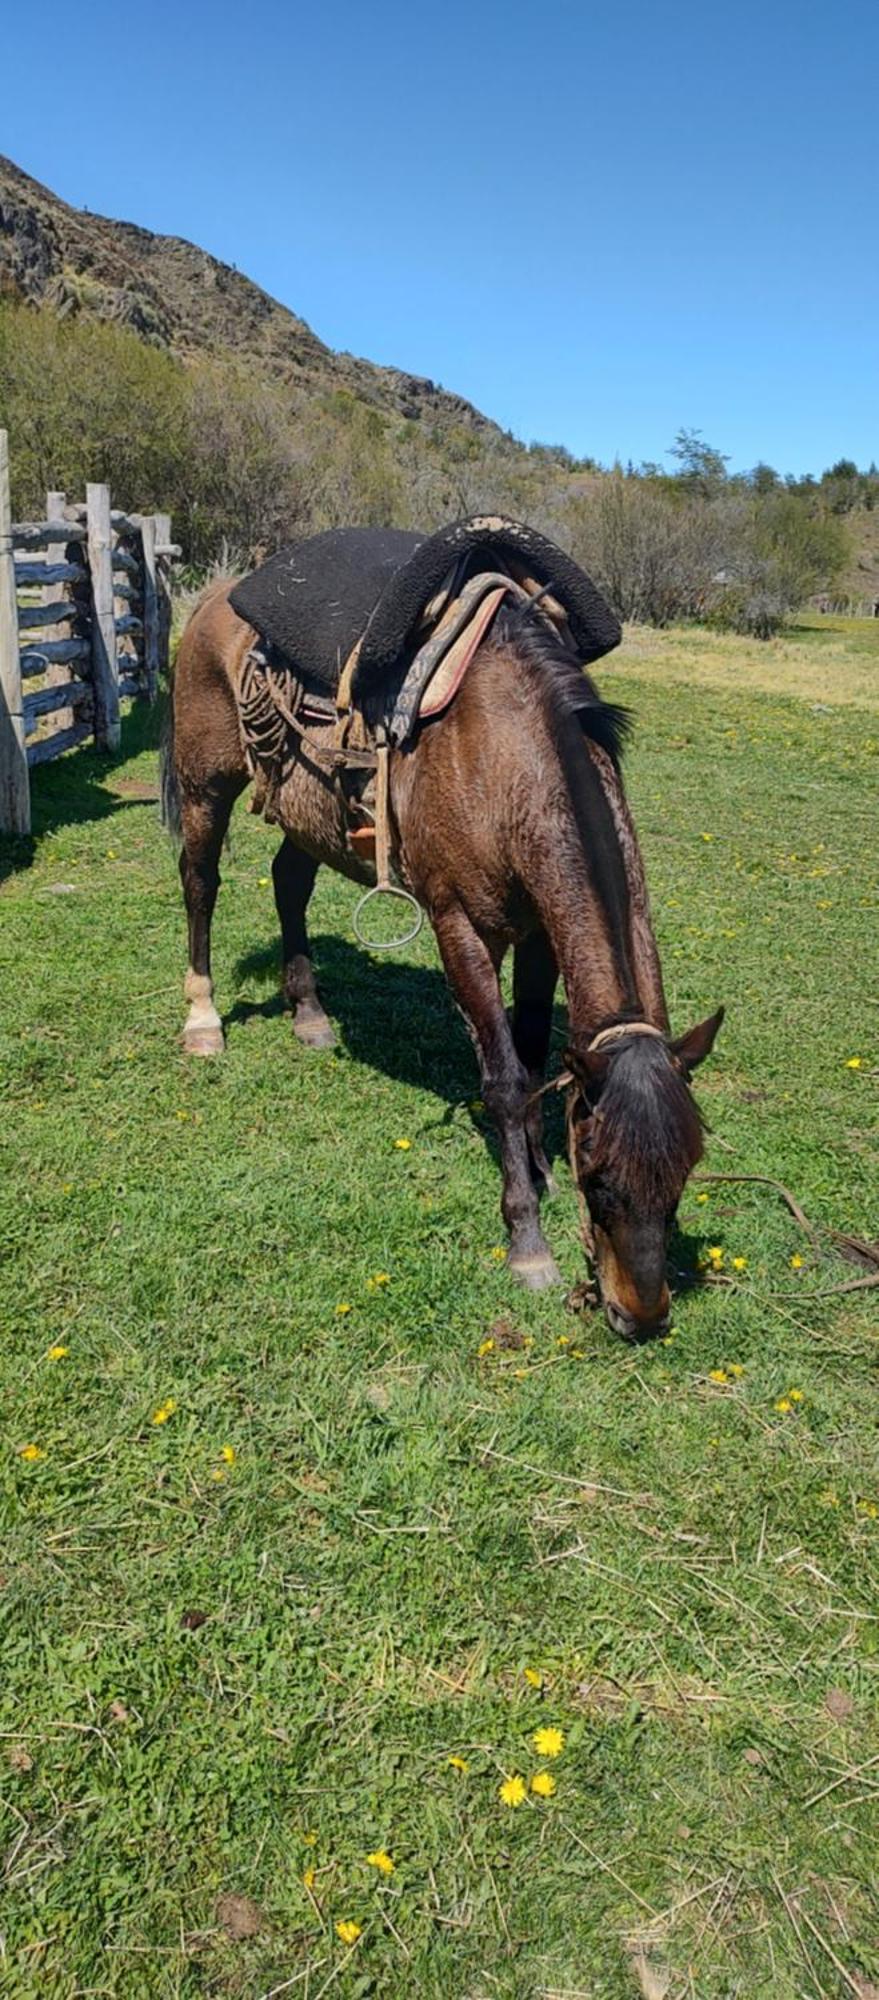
<box><xmin>228</xmin><ymin>514</ymin><xmax>621</xmax><ymax>877</ymax></box>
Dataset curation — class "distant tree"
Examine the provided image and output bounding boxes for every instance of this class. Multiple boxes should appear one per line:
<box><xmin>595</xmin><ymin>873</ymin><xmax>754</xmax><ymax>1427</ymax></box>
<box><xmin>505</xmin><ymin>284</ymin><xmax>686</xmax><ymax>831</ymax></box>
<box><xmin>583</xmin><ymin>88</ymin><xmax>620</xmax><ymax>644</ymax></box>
<box><xmin>669</xmin><ymin>427</ymin><xmax>730</xmax><ymax>496</ymax></box>
<box><xmin>750</xmin><ymin>462</ymin><xmax>780</xmax><ymax>494</ymax></box>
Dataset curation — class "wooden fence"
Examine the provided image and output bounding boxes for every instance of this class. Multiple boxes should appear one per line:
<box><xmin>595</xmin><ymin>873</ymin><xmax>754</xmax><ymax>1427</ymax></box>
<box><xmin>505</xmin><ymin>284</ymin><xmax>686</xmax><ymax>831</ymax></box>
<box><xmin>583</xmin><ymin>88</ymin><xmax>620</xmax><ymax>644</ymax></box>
<box><xmin>0</xmin><ymin>428</ymin><xmax>176</xmax><ymax>835</ymax></box>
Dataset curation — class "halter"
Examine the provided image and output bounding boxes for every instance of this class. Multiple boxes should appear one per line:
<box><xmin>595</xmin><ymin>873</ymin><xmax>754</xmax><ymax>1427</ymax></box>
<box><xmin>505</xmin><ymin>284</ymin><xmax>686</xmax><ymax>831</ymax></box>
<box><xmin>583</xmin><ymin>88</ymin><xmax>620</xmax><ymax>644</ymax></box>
<box><xmin>586</xmin><ymin>1021</ymin><xmax>666</xmax><ymax>1055</ymax></box>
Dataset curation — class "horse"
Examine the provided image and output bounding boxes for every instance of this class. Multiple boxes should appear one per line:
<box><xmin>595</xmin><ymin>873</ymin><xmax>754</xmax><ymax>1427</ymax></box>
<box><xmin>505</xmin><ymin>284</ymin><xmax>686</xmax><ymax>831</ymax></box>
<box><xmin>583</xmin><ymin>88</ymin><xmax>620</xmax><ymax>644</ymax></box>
<box><xmin>162</xmin><ymin>579</ymin><xmax>723</xmax><ymax>1336</ymax></box>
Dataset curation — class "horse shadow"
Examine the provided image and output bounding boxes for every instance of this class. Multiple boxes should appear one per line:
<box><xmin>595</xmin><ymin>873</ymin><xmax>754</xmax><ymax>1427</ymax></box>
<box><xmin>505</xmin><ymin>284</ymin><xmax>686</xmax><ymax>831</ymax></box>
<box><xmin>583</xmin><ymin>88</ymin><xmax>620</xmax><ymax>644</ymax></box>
<box><xmin>0</xmin><ymin>704</ymin><xmax>163</xmax><ymax>886</ymax></box>
<box><xmin>231</xmin><ymin>934</ymin><xmax>709</xmax><ymax>1304</ymax></box>
<box><xmin>229</xmin><ymin>932</ymin><xmax>573</xmax><ymax>1166</ymax></box>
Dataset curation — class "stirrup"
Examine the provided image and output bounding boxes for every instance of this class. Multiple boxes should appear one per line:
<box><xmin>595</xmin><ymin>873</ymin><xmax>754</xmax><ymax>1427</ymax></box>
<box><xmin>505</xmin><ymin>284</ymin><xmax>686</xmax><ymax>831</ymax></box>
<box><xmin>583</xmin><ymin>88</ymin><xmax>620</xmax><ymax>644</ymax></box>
<box><xmin>352</xmin><ymin>883</ymin><xmax>424</xmax><ymax>951</ymax></box>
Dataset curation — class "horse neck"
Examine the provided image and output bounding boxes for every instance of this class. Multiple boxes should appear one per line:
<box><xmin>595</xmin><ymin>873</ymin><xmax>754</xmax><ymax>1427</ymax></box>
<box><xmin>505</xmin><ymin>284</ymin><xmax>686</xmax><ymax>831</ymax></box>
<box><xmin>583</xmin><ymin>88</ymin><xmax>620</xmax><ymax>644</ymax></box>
<box><xmin>524</xmin><ymin>694</ymin><xmax>669</xmax><ymax>1040</ymax></box>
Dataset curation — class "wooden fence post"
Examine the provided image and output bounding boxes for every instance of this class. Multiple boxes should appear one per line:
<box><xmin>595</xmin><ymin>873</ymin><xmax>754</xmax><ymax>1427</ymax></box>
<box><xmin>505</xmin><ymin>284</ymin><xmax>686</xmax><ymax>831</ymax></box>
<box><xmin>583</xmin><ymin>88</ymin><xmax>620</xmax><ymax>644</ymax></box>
<box><xmin>44</xmin><ymin>490</ymin><xmax>75</xmax><ymax>734</ymax></box>
<box><xmin>140</xmin><ymin>514</ymin><xmax>159</xmax><ymax>700</ymax></box>
<box><xmin>154</xmin><ymin>511</ymin><xmax>172</xmax><ymax>681</ymax></box>
<box><xmin>86</xmin><ymin>482</ymin><xmax>120</xmax><ymax>750</ymax></box>
<box><xmin>0</xmin><ymin>429</ymin><xmax>30</xmax><ymax>835</ymax></box>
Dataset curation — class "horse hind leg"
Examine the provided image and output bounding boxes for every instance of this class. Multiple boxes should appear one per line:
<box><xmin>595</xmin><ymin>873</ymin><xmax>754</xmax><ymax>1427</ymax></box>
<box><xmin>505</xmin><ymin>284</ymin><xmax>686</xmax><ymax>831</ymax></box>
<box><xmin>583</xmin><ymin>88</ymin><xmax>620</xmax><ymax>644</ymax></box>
<box><xmin>272</xmin><ymin>838</ymin><xmax>336</xmax><ymax>1049</ymax></box>
<box><xmin>179</xmin><ymin>780</ymin><xmax>243</xmax><ymax>1055</ymax></box>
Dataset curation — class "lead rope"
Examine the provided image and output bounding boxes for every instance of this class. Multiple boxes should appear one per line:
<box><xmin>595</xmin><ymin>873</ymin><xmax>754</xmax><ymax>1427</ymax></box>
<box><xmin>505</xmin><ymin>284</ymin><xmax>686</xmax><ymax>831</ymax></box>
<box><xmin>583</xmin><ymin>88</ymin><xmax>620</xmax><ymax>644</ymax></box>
<box><xmin>352</xmin><ymin>727</ymin><xmax>424</xmax><ymax>950</ymax></box>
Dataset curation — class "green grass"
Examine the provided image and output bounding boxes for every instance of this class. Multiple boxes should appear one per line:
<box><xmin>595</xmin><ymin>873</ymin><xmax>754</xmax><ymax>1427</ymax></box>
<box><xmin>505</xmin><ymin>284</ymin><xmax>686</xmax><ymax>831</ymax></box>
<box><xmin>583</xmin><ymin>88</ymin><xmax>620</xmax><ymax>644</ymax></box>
<box><xmin>1</xmin><ymin>627</ymin><xmax>878</xmax><ymax>1999</ymax></box>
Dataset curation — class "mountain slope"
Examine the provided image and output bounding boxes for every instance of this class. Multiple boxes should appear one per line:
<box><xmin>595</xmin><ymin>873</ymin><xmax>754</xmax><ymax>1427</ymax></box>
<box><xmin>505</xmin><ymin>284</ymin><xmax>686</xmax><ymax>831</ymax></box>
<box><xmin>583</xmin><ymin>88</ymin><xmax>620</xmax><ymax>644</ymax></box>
<box><xmin>0</xmin><ymin>153</ymin><xmax>505</xmax><ymax>441</ymax></box>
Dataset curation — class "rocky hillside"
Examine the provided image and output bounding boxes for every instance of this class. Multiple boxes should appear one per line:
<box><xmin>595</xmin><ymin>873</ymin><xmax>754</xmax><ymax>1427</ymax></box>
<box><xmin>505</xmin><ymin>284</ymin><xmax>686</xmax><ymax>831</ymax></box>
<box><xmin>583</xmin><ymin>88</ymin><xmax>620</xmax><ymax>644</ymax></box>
<box><xmin>0</xmin><ymin>153</ymin><xmax>505</xmax><ymax>441</ymax></box>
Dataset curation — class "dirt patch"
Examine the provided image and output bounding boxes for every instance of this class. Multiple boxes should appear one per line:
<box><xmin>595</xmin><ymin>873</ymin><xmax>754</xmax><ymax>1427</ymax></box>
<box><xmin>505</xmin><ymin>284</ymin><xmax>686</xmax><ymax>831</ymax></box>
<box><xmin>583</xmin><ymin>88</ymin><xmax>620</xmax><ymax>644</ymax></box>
<box><xmin>216</xmin><ymin>1892</ymin><xmax>264</xmax><ymax>1941</ymax></box>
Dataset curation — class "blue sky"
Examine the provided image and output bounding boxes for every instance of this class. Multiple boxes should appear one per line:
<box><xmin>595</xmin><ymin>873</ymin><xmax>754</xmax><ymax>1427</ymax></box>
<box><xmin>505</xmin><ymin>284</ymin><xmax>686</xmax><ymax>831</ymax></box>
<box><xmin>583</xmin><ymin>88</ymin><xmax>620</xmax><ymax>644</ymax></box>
<box><xmin>4</xmin><ymin>0</ymin><xmax>877</xmax><ymax>475</ymax></box>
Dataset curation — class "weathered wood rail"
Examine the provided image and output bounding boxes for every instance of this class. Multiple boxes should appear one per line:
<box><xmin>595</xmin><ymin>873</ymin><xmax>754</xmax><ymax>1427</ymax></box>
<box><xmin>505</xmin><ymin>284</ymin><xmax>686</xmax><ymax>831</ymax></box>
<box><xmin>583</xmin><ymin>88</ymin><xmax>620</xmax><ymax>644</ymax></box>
<box><xmin>0</xmin><ymin>428</ymin><xmax>177</xmax><ymax>834</ymax></box>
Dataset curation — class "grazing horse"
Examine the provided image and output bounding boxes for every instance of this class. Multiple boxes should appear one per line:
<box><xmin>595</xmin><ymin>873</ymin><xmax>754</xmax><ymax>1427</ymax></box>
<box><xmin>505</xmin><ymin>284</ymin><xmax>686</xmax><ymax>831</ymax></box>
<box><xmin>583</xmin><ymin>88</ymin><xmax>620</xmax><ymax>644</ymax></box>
<box><xmin>164</xmin><ymin>581</ymin><xmax>722</xmax><ymax>1334</ymax></box>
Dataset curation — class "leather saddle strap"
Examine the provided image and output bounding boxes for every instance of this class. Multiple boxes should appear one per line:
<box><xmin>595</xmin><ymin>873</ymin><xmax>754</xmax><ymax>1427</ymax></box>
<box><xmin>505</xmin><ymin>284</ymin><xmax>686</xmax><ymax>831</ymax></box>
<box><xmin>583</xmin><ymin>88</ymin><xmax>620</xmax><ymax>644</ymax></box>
<box><xmin>374</xmin><ymin>730</ymin><xmax>391</xmax><ymax>890</ymax></box>
<box><xmin>389</xmin><ymin>571</ymin><xmax>529</xmax><ymax>746</ymax></box>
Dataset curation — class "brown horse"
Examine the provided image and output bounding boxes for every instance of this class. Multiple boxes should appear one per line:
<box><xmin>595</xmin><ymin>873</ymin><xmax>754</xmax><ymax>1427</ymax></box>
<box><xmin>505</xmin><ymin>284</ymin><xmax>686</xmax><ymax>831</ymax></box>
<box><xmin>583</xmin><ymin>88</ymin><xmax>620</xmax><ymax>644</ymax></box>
<box><xmin>164</xmin><ymin>580</ymin><xmax>722</xmax><ymax>1335</ymax></box>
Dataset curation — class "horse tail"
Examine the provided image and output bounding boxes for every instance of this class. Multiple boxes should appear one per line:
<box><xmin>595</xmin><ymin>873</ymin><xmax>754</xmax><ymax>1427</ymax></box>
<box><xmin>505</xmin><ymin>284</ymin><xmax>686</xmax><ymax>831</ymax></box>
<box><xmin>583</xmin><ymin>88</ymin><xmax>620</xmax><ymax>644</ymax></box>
<box><xmin>159</xmin><ymin>694</ymin><xmax>181</xmax><ymax>839</ymax></box>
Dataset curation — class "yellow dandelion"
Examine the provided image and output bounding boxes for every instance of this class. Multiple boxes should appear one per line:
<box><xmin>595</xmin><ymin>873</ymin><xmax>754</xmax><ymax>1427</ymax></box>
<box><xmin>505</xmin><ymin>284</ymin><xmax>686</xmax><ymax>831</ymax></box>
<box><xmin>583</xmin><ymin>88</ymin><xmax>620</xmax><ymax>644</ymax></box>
<box><xmin>859</xmin><ymin>1501</ymin><xmax>878</xmax><ymax>1520</ymax></box>
<box><xmin>571</xmin><ymin>1348</ymin><xmax>586</xmax><ymax>1359</ymax></box>
<box><xmin>302</xmin><ymin>1830</ymin><xmax>318</xmax><ymax>1845</ymax></box>
<box><xmin>258</xmin><ymin>875</ymin><xmax>269</xmax><ymax>887</ymax></box>
<box><xmin>303</xmin><ymin>1865</ymin><xmax>316</xmax><ymax>1891</ymax></box>
<box><xmin>530</xmin><ymin>1770</ymin><xmax>556</xmax><ymax>1798</ymax></box>
<box><xmin>790</xmin><ymin>1254</ymin><xmax>804</xmax><ymax>1270</ymax></box>
<box><xmin>366</xmin><ymin>1849</ymin><xmax>394</xmax><ymax>1875</ymax></box>
<box><xmin>523</xmin><ymin>1667</ymin><xmax>542</xmax><ymax>1688</ymax></box>
<box><xmin>47</xmin><ymin>1344</ymin><xmax>69</xmax><ymax>1362</ymax></box>
<box><xmin>732</xmin><ymin>1256</ymin><xmax>747</xmax><ymax>1272</ymax></box>
<box><xmin>701</xmin><ymin>832</ymin><xmax>714</xmax><ymax>842</ymax></box>
<box><xmin>661</xmin><ymin>1335</ymin><xmax>674</xmax><ymax>1346</ymax></box>
<box><xmin>695</xmin><ymin>1192</ymin><xmax>709</xmax><ymax>1204</ymax></box>
<box><xmin>335</xmin><ymin>1920</ymin><xmax>361</xmax><ymax>1946</ymax></box>
<box><xmin>788</xmin><ymin>1388</ymin><xmax>804</xmax><ymax>1403</ymax></box>
<box><xmin>556</xmin><ymin>1333</ymin><xmax>570</xmax><ymax>1347</ymax></box>
<box><xmin>532</xmin><ymin>1726</ymin><xmax>564</xmax><ymax>1758</ymax></box>
<box><xmin>513</xmin><ymin>1366</ymin><xmax>527</xmax><ymax>1379</ymax></box>
<box><xmin>366</xmin><ymin>1271</ymin><xmax>390</xmax><ymax>1291</ymax></box>
<box><xmin>707</xmin><ymin>1246</ymin><xmax>724</xmax><ymax>1264</ymax></box>
<box><xmin>728</xmin><ymin>1363</ymin><xmax>745</xmax><ymax>1377</ymax></box>
<box><xmin>211</xmin><ymin>1466</ymin><xmax>226</xmax><ymax>1482</ymax></box>
<box><xmin>151</xmin><ymin>1397</ymin><xmax>177</xmax><ymax>1425</ymax></box>
<box><xmin>775</xmin><ymin>1398</ymin><xmax>792</xmax><ymax>1415</ymax></box>
<box><xmin>19</xmin><ymin>1443</ymin><xmax>45</xmax><ymax>1462</ymax></box>
<box><xmin>335</xmin><ymin>1301</ymin><xmax>352</xmax><ymax>1315</ymax></box>
<box><xmin>844</xmin><ymin>1057</ymin><xmax>862</xmax><ymax>1070</ymax></box>
<box><xmin>477</xmin><ymin>1337</ymin><xmax>495</xmax><ymax>1357</ymax></box>
<box><xmin>489</xmin><ymin>1246</ymin><xmax>506</xmax><ymax>1262</ymax></box>
<box><xmin>220</xmin><ymin>1445</ymin><xmax>236</xmax><ymax>1464</ymax></box>
<box><xmin>709</xmin><ymin>1368</ymin><xmax>729</xmax><ymax>1385</ymax></box>
<box><xmin>393</xmin><ymin>1137</ymin><xmax>412</xmax><ymax>1150</ymax></box>
<box><xmin>498</xmin><ymin>1774</ymin><xmax>526</xmax><ymax>1807</ymax></box>
<box><xmin>447</xmin><ymin>1755</ymin><xmax>468</xmax><ymax>1773</ymax></box>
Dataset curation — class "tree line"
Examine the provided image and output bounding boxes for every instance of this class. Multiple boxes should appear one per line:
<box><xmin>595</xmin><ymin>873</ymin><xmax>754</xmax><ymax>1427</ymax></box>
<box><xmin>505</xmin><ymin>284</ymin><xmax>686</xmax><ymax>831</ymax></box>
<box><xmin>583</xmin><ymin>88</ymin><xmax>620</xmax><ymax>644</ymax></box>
<box><xmin>1</xmin><ymin>300</ymin><xmax>867</xmax><ymax>636</ymax></box>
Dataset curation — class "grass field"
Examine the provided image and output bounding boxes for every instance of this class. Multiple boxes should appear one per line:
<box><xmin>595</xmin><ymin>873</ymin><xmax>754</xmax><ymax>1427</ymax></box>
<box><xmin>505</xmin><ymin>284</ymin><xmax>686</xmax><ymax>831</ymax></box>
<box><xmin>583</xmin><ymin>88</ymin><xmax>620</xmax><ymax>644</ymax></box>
<box><xmin>1</xmin><ymin>619</ymin><xmax>878</xmax><ymax>1999</ymax></box>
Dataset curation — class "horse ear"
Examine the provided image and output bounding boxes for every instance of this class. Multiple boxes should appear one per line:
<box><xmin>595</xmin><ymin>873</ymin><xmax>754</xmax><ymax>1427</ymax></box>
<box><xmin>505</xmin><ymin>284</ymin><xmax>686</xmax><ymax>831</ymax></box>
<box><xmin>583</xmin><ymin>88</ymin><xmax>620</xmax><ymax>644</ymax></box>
<box><xmin>564</xmin><ymin>1044</ymin><xmax>610</xmax><ymax>1095</ymax></box>
<box><xmin>670</xmin><ymin>1007</ymin><xmax>725</xmax><ymax>1075</ymax></box>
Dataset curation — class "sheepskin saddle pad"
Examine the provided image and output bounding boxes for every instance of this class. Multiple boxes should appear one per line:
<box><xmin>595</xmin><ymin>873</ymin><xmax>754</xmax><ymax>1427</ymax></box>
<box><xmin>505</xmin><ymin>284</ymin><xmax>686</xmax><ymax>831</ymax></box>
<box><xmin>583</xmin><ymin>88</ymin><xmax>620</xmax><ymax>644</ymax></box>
<box><xmin>229</xmin><ymin>514</ymin><xmax>621</xmax><ymax>745</ymax></box>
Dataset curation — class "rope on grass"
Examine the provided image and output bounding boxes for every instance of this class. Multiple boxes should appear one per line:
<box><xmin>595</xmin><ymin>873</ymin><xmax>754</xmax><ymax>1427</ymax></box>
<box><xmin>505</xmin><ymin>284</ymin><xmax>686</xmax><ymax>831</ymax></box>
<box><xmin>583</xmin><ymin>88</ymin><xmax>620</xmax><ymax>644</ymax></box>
<box><xmin>694</xmin><ymin>1170</ymin><xmax>879</xmax><ymax>1300</ymax></box>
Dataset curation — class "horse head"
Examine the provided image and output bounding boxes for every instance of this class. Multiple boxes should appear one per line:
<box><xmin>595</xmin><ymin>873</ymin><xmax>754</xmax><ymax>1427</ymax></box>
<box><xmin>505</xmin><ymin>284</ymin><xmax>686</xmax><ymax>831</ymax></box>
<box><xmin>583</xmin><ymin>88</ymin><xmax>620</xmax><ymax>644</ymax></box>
<box><xmin>564</xmin><ymin>1010</ymin><xmax>724</xmax><ymax>1337</ymax></box>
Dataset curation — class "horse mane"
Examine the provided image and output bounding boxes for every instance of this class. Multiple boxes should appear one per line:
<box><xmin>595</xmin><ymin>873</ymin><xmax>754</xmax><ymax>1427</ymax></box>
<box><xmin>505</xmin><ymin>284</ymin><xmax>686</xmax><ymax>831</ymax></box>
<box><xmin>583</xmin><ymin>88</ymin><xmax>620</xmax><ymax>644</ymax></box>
<box><xmin>586</xmin><ymin>1037</ymin><xmax>706</xmax><ymax>1206</ymax></box>
<box><xmin>486</xmin><ymin>605</ymin><xmax>703</xmax><ymax>1206</ymax></box>
<box><xmin>490</xmin><ymin>601</ymin><xmax>631</xmax><ymax>764</ymax></box>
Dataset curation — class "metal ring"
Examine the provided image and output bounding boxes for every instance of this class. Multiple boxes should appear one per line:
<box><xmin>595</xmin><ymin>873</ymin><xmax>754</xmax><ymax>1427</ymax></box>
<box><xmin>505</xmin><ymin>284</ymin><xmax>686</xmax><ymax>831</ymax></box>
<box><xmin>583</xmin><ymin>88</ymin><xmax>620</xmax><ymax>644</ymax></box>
<box><xmin>352</xmin><ymin>884</ymin><xmax>424</xmax><ymax>951</ymax></box>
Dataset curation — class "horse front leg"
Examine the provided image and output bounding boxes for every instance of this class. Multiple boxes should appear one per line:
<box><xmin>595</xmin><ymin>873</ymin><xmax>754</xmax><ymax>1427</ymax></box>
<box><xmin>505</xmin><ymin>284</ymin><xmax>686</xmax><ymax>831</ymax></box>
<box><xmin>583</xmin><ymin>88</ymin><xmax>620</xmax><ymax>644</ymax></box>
<box><xmin>272</xmin><ymin>838</ymin><xmax>336</xmax><ymax>1048</ymax></box>
<box><xmin>432</xmin><ymin>904</ymin><xmax>561</xmax><ymax>1290</ymax></box>
<box><xmin>513</xmin><ymin>928</ymin><xmax>559</xmax><ymax>1196</ymax></box>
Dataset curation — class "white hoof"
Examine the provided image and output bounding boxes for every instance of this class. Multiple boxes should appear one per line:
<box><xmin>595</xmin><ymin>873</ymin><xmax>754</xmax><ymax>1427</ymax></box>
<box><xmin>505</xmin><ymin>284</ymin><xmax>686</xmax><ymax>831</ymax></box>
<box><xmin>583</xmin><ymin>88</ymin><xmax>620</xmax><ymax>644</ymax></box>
<box><xmin>508</xmin><ymin>1251</ymin><xmax>563</xmax><ymax>1291</ymax></box>
<box><xmin>183</xmin><ymin>1021</ymin><xmax>224</xmax><ymax>1056</ymax></box>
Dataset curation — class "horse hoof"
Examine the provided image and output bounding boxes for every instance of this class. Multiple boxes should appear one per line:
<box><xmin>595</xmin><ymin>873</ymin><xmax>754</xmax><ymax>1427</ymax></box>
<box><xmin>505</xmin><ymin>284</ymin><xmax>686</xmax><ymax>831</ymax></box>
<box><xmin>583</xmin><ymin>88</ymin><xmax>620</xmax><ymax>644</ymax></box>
<box><xmin>508</xmin><ymin>1252</ymin><xmax>563</xmax><ymax>1291</ymax></box>
<box><xmin>183</xmin><ymin>1025</ymin><xmax>224</xmax><ymax>1056</ymax></box>
<box><xmin>293</xmin><ymin>1012</ymin><xmax>336</xmax><ymax>1049</ymax></box>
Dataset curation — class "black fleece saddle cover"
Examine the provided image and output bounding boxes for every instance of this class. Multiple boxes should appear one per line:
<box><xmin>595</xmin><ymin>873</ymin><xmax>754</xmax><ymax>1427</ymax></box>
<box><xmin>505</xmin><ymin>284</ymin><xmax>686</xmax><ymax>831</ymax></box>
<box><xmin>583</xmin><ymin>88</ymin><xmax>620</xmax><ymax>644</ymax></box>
<box><xmin>229</xmin><ymin>516</ymin><xmax>621</xmax><ymax>708</ymax></box>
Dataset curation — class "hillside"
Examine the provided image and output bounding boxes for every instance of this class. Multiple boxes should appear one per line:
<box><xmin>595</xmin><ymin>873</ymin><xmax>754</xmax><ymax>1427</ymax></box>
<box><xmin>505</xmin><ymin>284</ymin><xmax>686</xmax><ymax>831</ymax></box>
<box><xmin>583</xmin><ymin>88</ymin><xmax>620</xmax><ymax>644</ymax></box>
<box><xmin>0</xmin><ymin>153</ymin><xmax>505</xmax><ymax>443</ymax></box>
